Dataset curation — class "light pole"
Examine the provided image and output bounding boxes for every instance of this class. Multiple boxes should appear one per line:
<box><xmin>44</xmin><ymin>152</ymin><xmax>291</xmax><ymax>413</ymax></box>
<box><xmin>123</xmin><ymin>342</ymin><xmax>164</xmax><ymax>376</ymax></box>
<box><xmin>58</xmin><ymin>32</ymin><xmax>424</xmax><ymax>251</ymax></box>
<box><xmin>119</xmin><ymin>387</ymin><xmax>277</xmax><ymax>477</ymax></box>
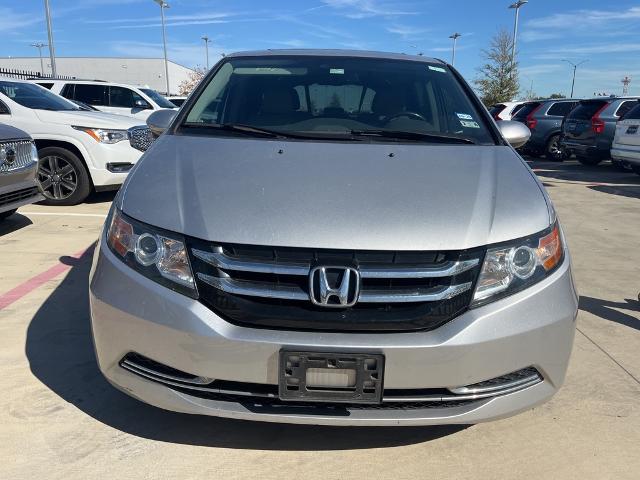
<box><xmin>43</xmin><ymin>0</ymin><xmax>57</xmax><ymax>77</ymax></box>
<box><xmin>508</xmin><ymin>0</ymin><xmax>528</xmax><ymax>67</ymax></box>
<box><xmin>30</xmin><ymin>42</ymin><xmax>47</xmax><ymax>74</ymax></box>
<box><xmin>201</xmin><ymin>35</ymin><xmax>211</xmax><ymax>69</ymax></box>
<box><xmin>154</xmin><ymin>0</ymin><xmax>171</xmax><ymax>95</ymax></box>
<box><xmin>449</xmin><ymin>33</ymin><xmax>461</xmax><ymax>66</ymax></box>
<box><xmin>562</xmin><ymin>59</ymin><xmax>588</xmax><ymax>98</ymax></box>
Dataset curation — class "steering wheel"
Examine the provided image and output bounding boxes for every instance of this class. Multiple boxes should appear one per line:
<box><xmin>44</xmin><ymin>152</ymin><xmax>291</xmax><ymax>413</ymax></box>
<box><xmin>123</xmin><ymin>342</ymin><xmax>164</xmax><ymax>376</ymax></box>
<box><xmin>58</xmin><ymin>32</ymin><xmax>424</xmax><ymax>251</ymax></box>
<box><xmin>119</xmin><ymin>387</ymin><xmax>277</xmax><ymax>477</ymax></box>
<box><xmin>385</xmin><ymin>111</ymin><xmax>427</xmax><ymax>122</ymax></box>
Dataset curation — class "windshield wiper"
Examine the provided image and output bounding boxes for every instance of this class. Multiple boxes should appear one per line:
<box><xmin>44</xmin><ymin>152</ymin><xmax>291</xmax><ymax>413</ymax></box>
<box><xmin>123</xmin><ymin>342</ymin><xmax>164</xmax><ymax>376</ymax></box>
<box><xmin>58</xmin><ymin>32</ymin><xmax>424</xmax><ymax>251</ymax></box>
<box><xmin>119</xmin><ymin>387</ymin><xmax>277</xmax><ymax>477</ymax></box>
<box><xmin>350</xmin><ymin>129</ymin><xmax>477</xmax><ymax>145</ymax></box>
<box><xmin>183</xmin><ymin>123</ymin><xmax>365</xmax><ymax>141</ymax></box>
<box><xmin>183</xmin><ymin>123</ymin><xmax>300</xmax><ymax>139</ymax></box>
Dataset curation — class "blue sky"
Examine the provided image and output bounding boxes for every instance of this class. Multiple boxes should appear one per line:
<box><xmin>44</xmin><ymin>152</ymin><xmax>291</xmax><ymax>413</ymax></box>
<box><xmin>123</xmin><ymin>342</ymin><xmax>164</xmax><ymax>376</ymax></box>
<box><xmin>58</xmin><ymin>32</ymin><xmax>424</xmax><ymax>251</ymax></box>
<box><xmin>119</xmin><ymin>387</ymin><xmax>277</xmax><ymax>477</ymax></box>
<box><xmin>2</xmin><ymin>0</ymin><xmax>639</xmax><ymax>98</ymax></box>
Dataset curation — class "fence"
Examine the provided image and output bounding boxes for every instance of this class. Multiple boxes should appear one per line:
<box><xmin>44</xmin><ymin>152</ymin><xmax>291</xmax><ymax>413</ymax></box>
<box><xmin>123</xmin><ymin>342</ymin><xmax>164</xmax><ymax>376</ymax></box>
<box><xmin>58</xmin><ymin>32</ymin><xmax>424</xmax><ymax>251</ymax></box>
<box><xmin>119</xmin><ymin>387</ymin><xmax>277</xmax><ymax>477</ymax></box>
<box><xmin>0</xmin><ymin>68</ymin><xmax>76</xmax><ymax>81</ymax></box>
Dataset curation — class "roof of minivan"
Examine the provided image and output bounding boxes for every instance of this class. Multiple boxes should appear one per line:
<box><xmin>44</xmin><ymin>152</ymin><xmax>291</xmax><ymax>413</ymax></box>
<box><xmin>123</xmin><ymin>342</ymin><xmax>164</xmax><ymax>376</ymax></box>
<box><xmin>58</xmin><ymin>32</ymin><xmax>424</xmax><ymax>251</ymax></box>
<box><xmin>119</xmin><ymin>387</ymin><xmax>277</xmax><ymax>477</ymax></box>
<box><xmin>226</xmin><ymin>49</ymin><xmax>443</xmax><ymax>64</ymax></box>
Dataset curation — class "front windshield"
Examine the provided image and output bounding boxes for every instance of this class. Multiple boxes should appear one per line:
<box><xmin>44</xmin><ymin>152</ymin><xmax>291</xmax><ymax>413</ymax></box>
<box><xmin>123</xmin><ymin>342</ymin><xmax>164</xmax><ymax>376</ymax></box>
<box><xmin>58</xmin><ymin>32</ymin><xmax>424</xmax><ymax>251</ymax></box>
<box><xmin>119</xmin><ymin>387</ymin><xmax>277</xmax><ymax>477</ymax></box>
<box><xmin>141</xmin><ymin>88</ymin><xmax>177</xmax><ymax>109</ymax></box>
<box><xmin>182</xmin><ymin>56</ymin><xmax>494</xmax><ymax>144</ymax></box>
<box><xmin>0</xmin><ymin>81</ymin><xmax>79</xmax><ymax>111</ymax></box>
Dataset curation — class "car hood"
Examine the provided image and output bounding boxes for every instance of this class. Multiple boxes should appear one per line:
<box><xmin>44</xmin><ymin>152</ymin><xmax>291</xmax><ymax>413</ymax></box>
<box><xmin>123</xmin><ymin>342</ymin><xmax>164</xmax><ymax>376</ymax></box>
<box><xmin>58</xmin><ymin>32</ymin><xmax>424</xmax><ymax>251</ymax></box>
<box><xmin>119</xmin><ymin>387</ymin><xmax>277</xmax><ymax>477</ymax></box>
<box><xmin>34</xmin><ymin>109</ymin><xmax>145</xmax><ymax>129</ymax></box>
<box><xmin>0</xmin><ymin>123</ymin><xmax>31</xmax><ymax>142</ymax></box>
<box><xmin>120</xmin><ymin>136</ymin><xmax>551</xmax><ymax>251</ymax></box>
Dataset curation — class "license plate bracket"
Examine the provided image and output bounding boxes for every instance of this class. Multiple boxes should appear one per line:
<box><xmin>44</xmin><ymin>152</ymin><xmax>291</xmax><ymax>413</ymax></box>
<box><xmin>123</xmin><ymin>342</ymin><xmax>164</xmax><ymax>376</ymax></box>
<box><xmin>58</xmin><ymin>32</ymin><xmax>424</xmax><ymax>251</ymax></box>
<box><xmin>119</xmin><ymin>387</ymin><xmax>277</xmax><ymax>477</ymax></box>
<box><xmin>279</xmin><ymin>351</ymin><xmax>384</xmax><ymax>404</ymax></box>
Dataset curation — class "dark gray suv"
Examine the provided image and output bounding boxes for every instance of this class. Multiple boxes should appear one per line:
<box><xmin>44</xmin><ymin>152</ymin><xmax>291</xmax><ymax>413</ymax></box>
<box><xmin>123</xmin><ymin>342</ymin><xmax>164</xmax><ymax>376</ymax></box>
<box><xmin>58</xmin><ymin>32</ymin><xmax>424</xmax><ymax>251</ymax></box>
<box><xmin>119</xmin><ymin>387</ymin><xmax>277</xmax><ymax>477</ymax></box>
<box><xmin>562</xmin><ymin>97</ymin><xmax>640</xmax><ymax>165</ymax></box>
<box><xmin>512</xmin><ymin>99</ymin><xmax>579</xmax><ymax>160</ymax></box>
<box><xmin>0</xmin><ymin>123</ymin><xmax>42</xmax><ymax>220</ymax></box>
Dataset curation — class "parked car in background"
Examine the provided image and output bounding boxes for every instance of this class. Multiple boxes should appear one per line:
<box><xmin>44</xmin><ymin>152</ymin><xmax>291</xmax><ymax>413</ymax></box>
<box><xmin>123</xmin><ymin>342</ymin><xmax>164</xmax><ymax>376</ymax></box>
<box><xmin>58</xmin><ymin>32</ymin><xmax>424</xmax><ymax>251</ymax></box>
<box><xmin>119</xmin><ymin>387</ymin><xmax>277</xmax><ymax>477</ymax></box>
<box><xmin>512</xmin><ymin>99</ymin><xmax>580</xmax><ymax>160</ymax></box>
<box><xmin>611</xmin><ymin>100</ymin><xmax>640</xmax><ymax>175</ymax></box>
<box><xmin>36</xmin><ymin>80</ymin><xmax>177</xmax><ymax>120</ymax></box>
<box><xmin>489</xmin><ymin>101</ymin><xmax>526</xmax><ymax>121</ymax></box>
<box><xmin>166</xmin><ymin>96</ymin><xmax>187</xmax><ymax>107</ymax></box>
<box><xmin>0</xmin><ymin>123</ymin><xmax>43</xmax><ymax>220</ymax></box>
<box><xmin>90</xmin><ymin>50</ymin><xmax>577</xmax><ymax>427</ymax></box>
<box><xmin>0</xmin><ymin>78</ymin><xmax>153</xmax><ymax>205</ymax></box>
<box><xmin>561</xmin><ymin>97</ymin><xmax>640</xmax><ymax>165</ymax></box>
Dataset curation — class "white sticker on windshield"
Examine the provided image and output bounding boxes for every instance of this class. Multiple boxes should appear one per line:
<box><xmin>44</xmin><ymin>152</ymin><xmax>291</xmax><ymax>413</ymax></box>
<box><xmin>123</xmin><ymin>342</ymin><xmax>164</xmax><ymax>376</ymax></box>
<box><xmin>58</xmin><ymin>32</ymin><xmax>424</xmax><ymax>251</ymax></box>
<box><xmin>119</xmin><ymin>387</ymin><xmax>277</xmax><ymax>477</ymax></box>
<box><xmin>428</xmin><ymin>65</ymin><xmax>446</xmax><ymax>73</ymax></box>
<box><xmin>456</xmin><ymin>113</ymin><xmax>473</xmax><ymax>120</ymax></box>
<box><xmin>460</xmin><ymin>120</ymin><xmax>480</xmax><ymax>129</ymax></box>
<box><xmin>330</xmin><ymin>68</ymin><xmax>345</xmax><ymax>74</ymax></box>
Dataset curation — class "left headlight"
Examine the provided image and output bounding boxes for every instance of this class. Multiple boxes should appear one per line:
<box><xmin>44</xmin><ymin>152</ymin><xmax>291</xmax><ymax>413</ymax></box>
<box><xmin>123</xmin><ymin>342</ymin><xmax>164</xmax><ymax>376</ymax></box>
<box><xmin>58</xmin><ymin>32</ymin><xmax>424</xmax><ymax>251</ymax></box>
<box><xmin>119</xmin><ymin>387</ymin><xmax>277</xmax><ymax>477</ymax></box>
<box><xmin>471</xmin><ymin>222</ymin><xmax>565</xmax><ymax>306</ymax></box>
<box><xmin>106</xmin><ymin>208</ymin><xmax>197</xmax><ymax>298</ymax></box>
<box><xmin>73</xmin><ymin>126</ymin><xmax>129</xmax><ymax>144</ymax></box>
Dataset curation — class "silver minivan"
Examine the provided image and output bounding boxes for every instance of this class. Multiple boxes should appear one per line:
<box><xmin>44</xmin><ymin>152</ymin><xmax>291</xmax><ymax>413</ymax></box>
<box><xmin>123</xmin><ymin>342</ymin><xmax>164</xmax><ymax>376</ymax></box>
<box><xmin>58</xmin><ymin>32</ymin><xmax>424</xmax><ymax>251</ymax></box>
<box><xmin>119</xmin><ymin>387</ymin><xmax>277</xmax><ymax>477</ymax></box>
<box><xmin>89</xmin><ymin>50</ymin><xmax>578</xmax><ymax>426</ymax></box>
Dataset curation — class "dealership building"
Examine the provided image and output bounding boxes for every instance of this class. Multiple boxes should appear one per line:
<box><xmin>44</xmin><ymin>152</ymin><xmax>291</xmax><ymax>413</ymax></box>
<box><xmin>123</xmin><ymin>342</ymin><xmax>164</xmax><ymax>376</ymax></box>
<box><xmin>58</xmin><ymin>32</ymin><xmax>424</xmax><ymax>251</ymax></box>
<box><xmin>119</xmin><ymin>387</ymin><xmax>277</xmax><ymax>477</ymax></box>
<box><xmin>0</xmin><ymin>57</ymin><xmax>194</xmax><ymax>95</ymax></box>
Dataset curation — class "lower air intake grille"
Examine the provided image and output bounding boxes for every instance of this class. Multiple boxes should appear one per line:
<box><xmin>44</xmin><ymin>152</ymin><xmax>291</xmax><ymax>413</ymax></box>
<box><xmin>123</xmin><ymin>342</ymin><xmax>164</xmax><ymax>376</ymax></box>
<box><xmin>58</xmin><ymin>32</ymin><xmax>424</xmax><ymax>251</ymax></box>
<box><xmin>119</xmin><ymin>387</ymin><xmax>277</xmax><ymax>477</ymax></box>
<box><xmin>120</xmin><ymin>353</ymin><xmax>542</xmax><ymax>412</ymax></box>
<box><xmin>0</xmin><ymin>186</ymin><xmax>40</xmax><ymax>208</ymax></box>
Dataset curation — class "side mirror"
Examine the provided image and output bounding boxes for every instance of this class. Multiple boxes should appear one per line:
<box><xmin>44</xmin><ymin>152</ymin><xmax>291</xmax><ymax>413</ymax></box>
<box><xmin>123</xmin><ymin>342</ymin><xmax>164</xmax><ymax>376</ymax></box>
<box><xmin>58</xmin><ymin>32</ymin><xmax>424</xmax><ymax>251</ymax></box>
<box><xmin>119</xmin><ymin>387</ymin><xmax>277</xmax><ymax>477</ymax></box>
<box><xmin>498</xmin><ymin>120</ymin><xmax>531</xmax><ymax>149</ymax></box>
<box><xmin>147</xmin><ymin>109</ymin><xmax>177</xmax><ymax>137</ymax></box>
<box><xmin>134</xmin><ymin>99</ymin><xmax>152</xmax><ymax>110</ymax></box>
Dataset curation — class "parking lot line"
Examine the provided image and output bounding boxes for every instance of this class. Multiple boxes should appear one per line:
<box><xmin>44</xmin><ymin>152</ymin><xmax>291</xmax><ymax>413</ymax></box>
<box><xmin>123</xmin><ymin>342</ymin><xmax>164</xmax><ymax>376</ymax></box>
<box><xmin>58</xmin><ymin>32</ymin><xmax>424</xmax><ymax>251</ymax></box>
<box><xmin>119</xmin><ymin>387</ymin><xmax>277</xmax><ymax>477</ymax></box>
<box><xmin>20</xmin><ymin>211</ymin><xmax>108</xmax><ymax>218</ymax></box>
<box><xmin>0</xmin><ymin>246</ymin><xmax>91</xmax><ymax>311</ymax></box>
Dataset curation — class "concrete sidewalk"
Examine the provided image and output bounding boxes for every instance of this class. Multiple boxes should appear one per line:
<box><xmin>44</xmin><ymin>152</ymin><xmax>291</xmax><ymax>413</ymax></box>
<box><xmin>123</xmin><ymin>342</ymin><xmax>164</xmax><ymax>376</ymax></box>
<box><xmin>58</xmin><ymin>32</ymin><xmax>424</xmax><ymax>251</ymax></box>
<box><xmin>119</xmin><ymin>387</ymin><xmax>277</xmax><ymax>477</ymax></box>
<box><xmin>0</xmin><ymin>161</ymin><xmax>638</xmax><ymax>480</ymax></box>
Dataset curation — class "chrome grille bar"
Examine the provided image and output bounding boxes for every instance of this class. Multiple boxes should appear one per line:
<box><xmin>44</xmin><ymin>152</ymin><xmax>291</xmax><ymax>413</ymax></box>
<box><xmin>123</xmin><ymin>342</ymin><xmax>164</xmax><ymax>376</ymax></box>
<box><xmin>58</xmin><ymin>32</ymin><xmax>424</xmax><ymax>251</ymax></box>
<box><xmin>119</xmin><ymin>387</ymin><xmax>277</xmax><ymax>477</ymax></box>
<box><xmin>360</xmin><ymin>259</ymin><xmax>479</xmax><ymax>278</ymax></box>
<box><xmin>359</xmin><ymin>282</ymin><xmax>473</xmax><ymax>303</ymax></box>
<box><xmin>197</xmin><ymin>273</ymin><xmax>309</xmax><ymax>301</ymax></box>
<box><xmin>121</xmin><ymin>354</ymin><xmax>541</xmax><ymax>405</ymax></box>
<box><xmin>193</xmin><ymin>247</ymin><xmax>478</xmax><ymax>279</ymax></box>
<box><xmin>193</xmin><ymin>247</ymin><xmax>310</xmax><ymax>276</ymax></box>
<box><xmin>197</xmin><ymin>272</ymin><xmax>472</xmax><ymax>304</ymax></box>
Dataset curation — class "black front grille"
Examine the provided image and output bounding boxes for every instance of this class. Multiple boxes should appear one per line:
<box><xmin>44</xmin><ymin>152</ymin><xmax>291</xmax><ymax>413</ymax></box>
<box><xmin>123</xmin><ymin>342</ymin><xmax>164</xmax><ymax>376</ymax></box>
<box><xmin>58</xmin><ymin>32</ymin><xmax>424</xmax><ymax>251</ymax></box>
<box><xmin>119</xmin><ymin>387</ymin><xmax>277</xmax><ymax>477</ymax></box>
<box><xmin>0</xmin><ymin>186</ymin><xmax>40</xmax><ymax>207</ymax></box>
<box><xmin>128</xmin><ymin>126</ymin><xmax>154</xmax><ymax>152</ymax></box>
<box><xmin>187</xmin><ymin>240</ymin><xmax>484</xmax><ymax>332</ymax></box>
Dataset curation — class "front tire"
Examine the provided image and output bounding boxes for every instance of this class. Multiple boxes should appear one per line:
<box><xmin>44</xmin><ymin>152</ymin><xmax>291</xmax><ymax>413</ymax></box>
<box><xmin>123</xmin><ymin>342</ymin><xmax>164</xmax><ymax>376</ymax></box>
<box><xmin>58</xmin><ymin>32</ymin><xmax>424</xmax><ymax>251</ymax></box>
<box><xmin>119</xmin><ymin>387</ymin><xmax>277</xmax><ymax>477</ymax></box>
<box><xmin>544</xmin><ymin>135</ymin><xmax>568</xmax><ymax>161</ymax></box>
<box><xmin>37</xmin><ymin>147</ymin><xmax>91</xmax><ymax>206</ymax></box>
<box><xmin>576</xmin><ymin>155</ymin><xmax>603</xmax><ymax>166</ymax></box>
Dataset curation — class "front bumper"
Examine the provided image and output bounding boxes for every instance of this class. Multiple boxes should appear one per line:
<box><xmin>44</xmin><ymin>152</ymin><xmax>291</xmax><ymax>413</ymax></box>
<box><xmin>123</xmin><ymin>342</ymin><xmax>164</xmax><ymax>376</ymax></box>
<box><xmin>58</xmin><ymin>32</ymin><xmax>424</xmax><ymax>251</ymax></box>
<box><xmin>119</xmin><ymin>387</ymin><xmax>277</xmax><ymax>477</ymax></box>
<box><xmin>90</xmin><ymin>237</ymin><xmax>578</xmax><ymax>426</ymax></box>
<box><xmin>611</xmin><ymin>145</ymin><xmax>640</xmax><ymax>167</ymax></box>
<box><xmin>0</xmin><ymin>163</ymin><xmax>43</xmax><ymax>214</ymax></box>
<box><xmin>83</xmin><ymin>140</ymin><xmax>143</xmax><ymax>187</ymax></box>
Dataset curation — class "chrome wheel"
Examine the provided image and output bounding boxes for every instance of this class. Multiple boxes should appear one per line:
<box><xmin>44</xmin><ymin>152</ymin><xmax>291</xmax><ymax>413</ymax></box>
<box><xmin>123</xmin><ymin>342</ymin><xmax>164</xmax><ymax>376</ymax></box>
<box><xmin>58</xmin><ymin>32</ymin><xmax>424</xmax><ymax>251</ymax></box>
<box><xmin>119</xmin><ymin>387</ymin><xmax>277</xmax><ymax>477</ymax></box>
<box><xmin>38</xmin><ymin>155</ymin><xmax>78</xmax><ymax>200</ymax></box>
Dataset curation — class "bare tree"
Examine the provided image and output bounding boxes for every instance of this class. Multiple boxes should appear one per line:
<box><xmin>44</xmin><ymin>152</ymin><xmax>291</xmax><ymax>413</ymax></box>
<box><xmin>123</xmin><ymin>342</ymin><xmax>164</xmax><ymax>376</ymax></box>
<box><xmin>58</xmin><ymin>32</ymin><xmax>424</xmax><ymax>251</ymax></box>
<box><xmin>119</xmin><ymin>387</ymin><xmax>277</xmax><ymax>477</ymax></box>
<box><xmin>178</xmin><ymin>67</ymin><xmax>207</xmax><ymax>96</ymax></box>
<box><xmin>474</xmin><ymin>29</ymin><xmax>520</xmax><ymax>106</ymax></box>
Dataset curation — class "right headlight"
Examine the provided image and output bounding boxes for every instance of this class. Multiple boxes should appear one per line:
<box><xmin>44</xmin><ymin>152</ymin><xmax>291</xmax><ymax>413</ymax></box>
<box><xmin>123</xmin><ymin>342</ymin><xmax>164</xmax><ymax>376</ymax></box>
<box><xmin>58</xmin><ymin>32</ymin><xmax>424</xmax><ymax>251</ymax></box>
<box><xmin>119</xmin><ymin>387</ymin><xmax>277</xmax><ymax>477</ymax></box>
<box><xmin>105</xmin><ymin>207</ymin><xmax>197</xmax><ymax>298</ymax></box>
<box><xmin>471</xmin><ymin>222</ymin><xmax>564</xmax><ymax>306</ymax></box>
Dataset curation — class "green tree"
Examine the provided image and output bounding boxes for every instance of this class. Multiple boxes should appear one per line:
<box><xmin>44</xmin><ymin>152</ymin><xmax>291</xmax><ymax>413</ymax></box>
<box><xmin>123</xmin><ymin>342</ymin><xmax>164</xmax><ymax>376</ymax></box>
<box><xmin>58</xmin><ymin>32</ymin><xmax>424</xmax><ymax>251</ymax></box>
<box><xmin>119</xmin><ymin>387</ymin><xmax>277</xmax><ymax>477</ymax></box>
<box><xmin>548</xmin><ymin>93</ymin><xmax>565</xmax><ymax>99</ymax></box>
<box><xmin>474</xmin><ymin>29</ymin><xmax>520</xmax><ymax>106</ymax></box>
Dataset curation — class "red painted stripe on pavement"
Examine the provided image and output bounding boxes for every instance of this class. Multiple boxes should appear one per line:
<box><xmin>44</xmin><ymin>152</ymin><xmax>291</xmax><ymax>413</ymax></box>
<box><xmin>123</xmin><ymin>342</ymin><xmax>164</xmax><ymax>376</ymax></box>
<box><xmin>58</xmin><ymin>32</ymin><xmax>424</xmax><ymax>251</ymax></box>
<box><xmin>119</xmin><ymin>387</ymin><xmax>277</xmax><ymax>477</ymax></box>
<box><xmin>0</xmin><ymin>247</ymin><xmax>90</xmax><ymax>311</ymax></box>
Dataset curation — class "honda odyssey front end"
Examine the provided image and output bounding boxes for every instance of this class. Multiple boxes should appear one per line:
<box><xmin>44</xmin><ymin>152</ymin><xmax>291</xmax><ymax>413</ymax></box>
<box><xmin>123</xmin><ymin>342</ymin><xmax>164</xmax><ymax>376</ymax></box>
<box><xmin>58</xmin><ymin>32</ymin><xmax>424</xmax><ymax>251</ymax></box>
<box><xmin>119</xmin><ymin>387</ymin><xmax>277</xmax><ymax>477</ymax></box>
<box><xmin>90</xmin><ymin>50</ymin><xmax>578</xmax><ymax>426</ymax></box>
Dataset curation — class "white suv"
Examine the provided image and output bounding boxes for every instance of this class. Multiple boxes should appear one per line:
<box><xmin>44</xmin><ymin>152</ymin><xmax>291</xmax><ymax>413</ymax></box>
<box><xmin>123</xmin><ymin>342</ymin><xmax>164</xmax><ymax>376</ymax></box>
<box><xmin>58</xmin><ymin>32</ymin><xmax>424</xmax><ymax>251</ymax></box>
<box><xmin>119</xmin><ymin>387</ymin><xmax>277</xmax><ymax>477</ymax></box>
<box><xmin>0</xmin><ymin>78</ymin><xmax>152</xmax><ymax>205</ymax></box>
<box><xmin>35</xmin><ymin>80</ymin><xmax>177</xmax><ymax>120</ymax></box>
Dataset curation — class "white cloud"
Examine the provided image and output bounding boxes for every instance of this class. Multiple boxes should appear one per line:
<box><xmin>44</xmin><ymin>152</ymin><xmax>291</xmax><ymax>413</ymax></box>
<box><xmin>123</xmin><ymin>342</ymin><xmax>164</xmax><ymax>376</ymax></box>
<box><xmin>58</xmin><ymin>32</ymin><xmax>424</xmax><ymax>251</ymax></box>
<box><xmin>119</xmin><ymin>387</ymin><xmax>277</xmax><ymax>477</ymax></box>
<box><xmin>108</xmin><ymin>40</ymin><xmax>236</xmax><ymax>68</ymax></box>
<box><xmin>526</xmin><ymin>7</ymin><xmax>640</xmax><ymax>29</ymax></box>
<box><xmin>321</xmin><ymin>0</ymin><xmax>416</xmax><ymax>19</ymax></box>
<box><xmin>271</xmin><ymin>39</ymin><xmax>308</xmax><ymax>48</ymax></box>
<box><xmin>386</xmin><ymin>24</ymin><xmax>429</xmax><ymax>39</ymax></box>
<box><xmin>519</xmin><ymin>63</ymin><xmax>564</xmax><ymax>76</ymax></box>
<box><xmin>0</xmin><ymin>7</ymin><xmax>42</xmax><ymax>33</ymax></box>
